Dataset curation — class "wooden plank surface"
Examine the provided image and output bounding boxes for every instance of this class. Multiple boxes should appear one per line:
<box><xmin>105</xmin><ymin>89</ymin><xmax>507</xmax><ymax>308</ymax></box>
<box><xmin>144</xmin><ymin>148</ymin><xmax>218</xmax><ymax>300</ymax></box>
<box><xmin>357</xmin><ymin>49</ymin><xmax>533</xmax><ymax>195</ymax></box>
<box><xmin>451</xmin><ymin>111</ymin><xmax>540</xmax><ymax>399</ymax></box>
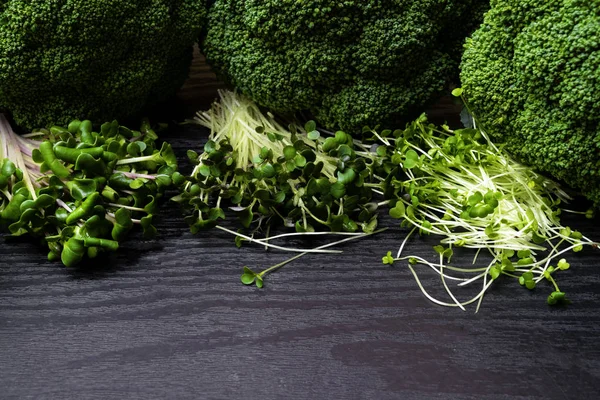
<box><xmin>1</xmin><ymin>54</ymin><xmax>600</xmax><ymax>400</ymax></box>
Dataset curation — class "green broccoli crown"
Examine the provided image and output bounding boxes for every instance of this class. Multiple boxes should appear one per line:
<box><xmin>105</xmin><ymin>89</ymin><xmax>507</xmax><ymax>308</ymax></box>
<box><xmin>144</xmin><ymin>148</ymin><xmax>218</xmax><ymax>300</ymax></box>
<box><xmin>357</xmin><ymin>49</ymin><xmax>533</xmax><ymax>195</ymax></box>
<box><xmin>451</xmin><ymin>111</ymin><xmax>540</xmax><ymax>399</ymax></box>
<box><xmin>460</xmin><ymin>0</ymin><xmax>600</xmax><ymax>205</ymax></box>
<box><xmin>202</xmin><ymin>0</ymin><xmax>489</xmax><ymax>133</ymax></box>
<box><xmin>0</xmin><ymin>0</ymin><xmax>207</xmax><ymax>129</ymax></box>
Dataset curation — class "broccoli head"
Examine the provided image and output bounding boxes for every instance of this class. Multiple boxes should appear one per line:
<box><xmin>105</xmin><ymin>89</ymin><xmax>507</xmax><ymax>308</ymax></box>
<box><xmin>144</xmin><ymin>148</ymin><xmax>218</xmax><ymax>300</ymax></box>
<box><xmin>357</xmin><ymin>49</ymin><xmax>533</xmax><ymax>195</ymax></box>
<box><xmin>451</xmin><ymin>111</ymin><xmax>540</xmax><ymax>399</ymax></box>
<box><xmin>0</xmin><ymin>0</ymin><xmax>207</xmax><ymax>129</ymax></box>
<box><xmin>460</xmin><ymin>0</ymin><xmax>600</xmax><ymax>205</ymax></box>
<box><xmin>202</xmin><ymin>0</ymin><xmax>489</xmax><ymax>133</ymax></box>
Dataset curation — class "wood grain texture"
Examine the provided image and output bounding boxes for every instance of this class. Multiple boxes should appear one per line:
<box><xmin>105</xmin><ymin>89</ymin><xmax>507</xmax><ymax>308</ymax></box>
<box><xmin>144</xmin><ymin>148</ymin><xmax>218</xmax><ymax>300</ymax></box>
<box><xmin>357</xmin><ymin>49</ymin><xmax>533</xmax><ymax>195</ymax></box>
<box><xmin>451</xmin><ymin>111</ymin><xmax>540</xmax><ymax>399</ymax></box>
<box><xmin>1</xmin><ymin>55</ymin><xmax>600</xmax><ymax>400</ymax></box>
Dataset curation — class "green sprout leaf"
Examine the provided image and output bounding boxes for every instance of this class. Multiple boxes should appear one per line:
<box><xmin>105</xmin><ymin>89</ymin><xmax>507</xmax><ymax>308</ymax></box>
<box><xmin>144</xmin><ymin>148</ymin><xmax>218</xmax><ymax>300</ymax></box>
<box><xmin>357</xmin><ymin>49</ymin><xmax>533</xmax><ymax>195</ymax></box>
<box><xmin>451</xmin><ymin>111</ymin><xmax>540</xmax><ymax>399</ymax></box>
<box><xmin>294</xmin><ymin>154</ymin><xmax>307</xmax><ymax>167</ymax></box>
<box><xmin>307</xmin><ymin>130</ymin><xmax>320</xmax><ymax>141</ymax></box>
<box><xmin>241</xmin><ymin>266</ymin><xmax>264</xmax><ymax>288</ymax></box>
<box><xmin>389</xmin><ymin>201</ymin><xmax>406</xmax><ymax>219</ymax></box>
<box><xmin>451</xmin><ymin>88</ymin><xmax>464</xmax><ymax>97</ymax></box>
<box><xmin>336</xmin><ymin>168</ymin><xmax>356</xmax><ymax>185</ymax></box>
<box><xmin>66</xmin><ymin>179</ymin><xmax>97</xmax><ymax>201</ymax></box>
<box><xmin>111</xmin><ymin>208</ymin><xmax>133</xmax><ymax>241</ymax></box>
<box><xmin>255</xmin><ymin>275</ymin><xmax>264</xmax><ymax>288</ymax></box>
<box><xmin>240</xmin><ymin>267</ymin><xmax>256</xmax><ymax>285</ymax></box>
<box><xmin>234</xmin><ymin>207</ymin><xmax>253</xmax><ymax>228</ymax></box>
<box><xmin>330</xmin><ymin>182</ymin><xmax>346</xmax><ymax>199</ymax></box>
<box><xmin>501</xmin><ymin>257</ymin><xmax>515</xmax><ymax>272</ymax></box>
<box><xmin>283</xmin><ymin>146</ymin><xmax>297</xmax><ymax>160</ymax></box>
<box><xmin>517</xmin><ymin>249</ymin><xmax>531</xmax><ymax>259</ymax></box>
<box><xmin>403</xmin><ymin>150</ymin><xmax>419</xmax><ymax>169</ymax></box>
<box><xmin>547</xmin><ymin>291</ymin><xmax>568</xmax><ymax>306</ymax></box>
<box><xmin>489</xmin><ymin>265</ymin><xmax>501</xmax><ymax>280</ymax></box>
<box><xmin>140</xmin><ymin>215</ymin><xmax>157</xmax><ymax>239</ymax></box>
<box><xmin>61</xmin><ymin>237</ymin><xmax>85</xmax><ymax>268</ymax></box>
<box><xmin>557</xmin><ymin>258</ymin><xmax>570</xmax><ymax>270</ymax></box>
<box><xmin>304</xmin><ymin>121</ymin><xmax>317</xmax><ymax>133</ymax></box>
<box><xmin>518</xmin><ymin>272</ymin><xmax>536</xmax><ymax>290</ymax></box>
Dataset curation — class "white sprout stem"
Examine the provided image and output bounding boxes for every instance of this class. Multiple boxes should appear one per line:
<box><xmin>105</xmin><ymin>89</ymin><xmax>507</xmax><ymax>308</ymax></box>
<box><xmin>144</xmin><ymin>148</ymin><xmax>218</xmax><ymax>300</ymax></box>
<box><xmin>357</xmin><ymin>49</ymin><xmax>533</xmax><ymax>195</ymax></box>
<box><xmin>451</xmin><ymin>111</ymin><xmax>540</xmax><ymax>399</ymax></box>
<box><xmin>396</xmin><ymin>227</ymin><xmax>416</xmax><ymax>258</ymax></box>
<box><xmin>20</xmin><ymin>131</ymin><xmax>47</xmax><ymax>138</ymax></box>
<box><xmin>406</xmin><ymin>263</ymin><xmax>461</xmax><ymax>307</ymax></box>
<box><xmin>396</xmin><ymin>256</ymin><xmax>476</xmax><ymax>281</ymax></box>
<box><xmin>370</xmin><ymin>130</ymin><xmax>391</xmax><ymax>147</ymax></box>
<box><xmin>17</xmin><ymin>141</ymin><xmax>33</xmax><ymax>157</ymax></box>
<box><xmin>107</xmin><ymin>203</ymin><xmax>145</xmax><ymax>212</ymax></box>
<box><xmin>106</xmin><ymin>212</ymin><xmax>141</xmax><ymax>224</ymax></box>
<box><xmin>474</xmin><ymin>273</ymin><xmax>489</xmax><ymax>314</ymax></box>
<box><xmin>113</xmin><ymin>170</ymin><xmax>157</xmax><ymax>180</ymax></box>
<box><xmin>115</xmin><ymin>156</ymin><xmax>154</xmax><ymax>165</ymax></box>
<box><xmin>56</xmin><ymin>198</ymin><xmax>72</xmax><ymax>212</ymax></box>
<box><xmin>105</xmin><ymin>213</ymin><xmax>117</xmax><ymax>224</ymax></box>
<box><xmin>214</xmin><ymin>225</ymin><xmax>343</xmax><ymax>254</ymax></box>
<box><xmin>1</xmin><ymin>188</ymin><xmax>12</xmax><ymax>201</ymax></box>
<box><xmin>299</xmin><ymin>228</ymin><xmax>385</xmax><ymax>253</ymax></box>
<box><xmin>255</xmin><ymin>231</ymin><xmax>369</xmax><ymax>243</ymax></box>
<box><xmin>255</xmin><ymin>228</ymin><xmax>387</xmax><ymax>279</ymax></box>
<box><xmin>0</xmin><ymin>115</ymin><xmax>37</xmax><ymax>200</ymax></box>
<box><xmin>472</xmin><ymin>247</ymin><xmax>482</xmax><ymax>265</ymax></box>
<box><xmin>263</xmin><ymin>225</ymin><xmax>271</xmax><ymax>251</ymax></box>
<box><xmin>439</xmin><ymin>254</ymin><xmax>466</xmax><ymax>311</ymax></box>
<box><xmin>396</xmin><ymin>255</ymin><xmax>490</xmax><ymax>274</ymax></box>
<box><xmin>406</xmin><ymin>263</ymin><xmax>495</xmax><ymax>308</ymax></box>
<box><xmin>457</xmin><ymin>272</ymin><xmax>487</xmax><ymax>287</ymax></box>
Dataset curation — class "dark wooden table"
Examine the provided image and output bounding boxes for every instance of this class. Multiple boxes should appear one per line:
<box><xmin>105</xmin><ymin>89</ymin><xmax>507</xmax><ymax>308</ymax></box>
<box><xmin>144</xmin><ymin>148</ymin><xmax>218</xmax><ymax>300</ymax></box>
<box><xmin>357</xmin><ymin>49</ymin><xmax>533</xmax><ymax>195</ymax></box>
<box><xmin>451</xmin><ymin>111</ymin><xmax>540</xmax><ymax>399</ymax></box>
<box><xmin>1</xmin><ymin>56</ymin><xmax>600</xmax><ymax>400</ymax></box>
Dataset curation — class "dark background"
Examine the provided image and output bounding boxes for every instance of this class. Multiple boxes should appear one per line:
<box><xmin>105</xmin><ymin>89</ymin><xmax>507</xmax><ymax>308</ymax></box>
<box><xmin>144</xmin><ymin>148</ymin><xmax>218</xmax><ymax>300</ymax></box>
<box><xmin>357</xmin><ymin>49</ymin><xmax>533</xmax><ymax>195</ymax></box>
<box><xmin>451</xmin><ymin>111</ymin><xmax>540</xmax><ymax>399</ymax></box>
<box><xmin>1</xmin><ymin>54</ymin><xmax>600</xmax><ymax>400</ymax></box>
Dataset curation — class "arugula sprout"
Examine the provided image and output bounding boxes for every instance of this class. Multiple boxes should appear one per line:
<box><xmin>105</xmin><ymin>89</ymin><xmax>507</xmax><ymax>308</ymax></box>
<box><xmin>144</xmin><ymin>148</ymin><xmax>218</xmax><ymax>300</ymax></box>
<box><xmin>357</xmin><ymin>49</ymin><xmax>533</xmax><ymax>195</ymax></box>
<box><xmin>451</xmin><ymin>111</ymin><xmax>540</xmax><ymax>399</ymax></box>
<box><xmin>0</xmin><ymin>115</ymin><xmax>177</xmax><ymax>267</ymax></box>
<box><xmin>369</xmin><ymin>112</ymin><xmax>598</xmax><ymax>311</ymax></box>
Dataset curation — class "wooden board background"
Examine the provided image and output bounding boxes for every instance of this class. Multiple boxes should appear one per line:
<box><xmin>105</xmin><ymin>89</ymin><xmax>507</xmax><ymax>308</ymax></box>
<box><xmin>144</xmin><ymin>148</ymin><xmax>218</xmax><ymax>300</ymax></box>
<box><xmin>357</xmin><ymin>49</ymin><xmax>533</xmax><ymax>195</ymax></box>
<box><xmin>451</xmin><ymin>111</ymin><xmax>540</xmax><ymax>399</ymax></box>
<box><xmin>1</xmin><ymin>52</ymin><xmax>600</xmax><ymax>400</ymax></box>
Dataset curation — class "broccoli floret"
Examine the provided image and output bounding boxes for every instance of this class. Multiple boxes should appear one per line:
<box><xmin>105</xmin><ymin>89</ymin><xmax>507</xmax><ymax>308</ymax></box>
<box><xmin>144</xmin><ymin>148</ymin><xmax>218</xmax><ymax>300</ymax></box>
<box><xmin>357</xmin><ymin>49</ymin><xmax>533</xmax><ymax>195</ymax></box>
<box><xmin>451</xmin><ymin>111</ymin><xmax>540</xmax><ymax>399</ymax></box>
<box><xmin>202</xmin><ymin>1</ymin><xmax>489</xmax><ymax>133</ymax></box>
<box><xmin>0</xmin><ymin>0</ymin><xmax>207</xmax><ymax>130</ymax></box>
<box><xmin>460</xmin><ymin>0</ymin><xmax>600</xmax><ymax>206</ymax></box>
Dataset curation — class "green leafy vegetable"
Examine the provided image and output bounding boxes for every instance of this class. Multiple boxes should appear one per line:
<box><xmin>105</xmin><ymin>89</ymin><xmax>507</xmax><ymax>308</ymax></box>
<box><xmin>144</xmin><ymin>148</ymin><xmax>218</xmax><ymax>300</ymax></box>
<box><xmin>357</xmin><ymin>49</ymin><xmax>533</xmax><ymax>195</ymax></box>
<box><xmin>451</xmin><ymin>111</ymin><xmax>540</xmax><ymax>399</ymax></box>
<box><xmin>366</xmin><ymin>114</ymin><xmax>598</xmax><ymax>310</ymax></box>
<box><xmin>174</xmin><ymin>90</ymin><xmax>387</xmax><ymax>282</ymax></box>
<box><xmin>0</xmin><ymin>115</ymin><xmax>177</xmax><ymax>267</ymax></box>
<box><xmin>202</xmin><ymin>0</ymin><xmax>489</xmax><ymax>132</ymax></box>
<box><xmin>0</xmin><ymin>0</ymin><xmax>207</xmax><ymax>130</ymax></box>
<box><xmin>460</xmin><ymin>0</ymin><xmax>600</xmax><ymax>207</ymax></box>
<box><xmin>176</xmin><ymin>91</ymin><xmax>380</xmax><ymax>241</ymax></box>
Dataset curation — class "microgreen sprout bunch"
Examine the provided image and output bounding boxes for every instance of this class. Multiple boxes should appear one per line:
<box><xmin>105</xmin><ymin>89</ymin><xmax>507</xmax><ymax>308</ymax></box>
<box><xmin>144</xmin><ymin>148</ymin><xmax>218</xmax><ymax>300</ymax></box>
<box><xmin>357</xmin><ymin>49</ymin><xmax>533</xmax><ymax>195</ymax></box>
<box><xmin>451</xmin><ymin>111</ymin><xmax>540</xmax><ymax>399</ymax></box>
<box><xmin>176</xmin><ymin>90</ymin><xmax>379</xmax><ymax>236</ymax></box>
<box><xmin>193</xmin><ymin>90</ymin><xmax>337</xmax><ymax>176</ymax></box>
<box><xmin>368</xmin><ymin>112</ymin><xmax>598</xmax><ymax>310</ymax></box>
<box><xmin>174</xmin><ymin>90</ymin><xmax>385</xmax><ymax>286</ymax></box>
<box><xmin>0</xmin><ymin>114</ymin><xmax>178</xmax><ymax>267</ymax></box>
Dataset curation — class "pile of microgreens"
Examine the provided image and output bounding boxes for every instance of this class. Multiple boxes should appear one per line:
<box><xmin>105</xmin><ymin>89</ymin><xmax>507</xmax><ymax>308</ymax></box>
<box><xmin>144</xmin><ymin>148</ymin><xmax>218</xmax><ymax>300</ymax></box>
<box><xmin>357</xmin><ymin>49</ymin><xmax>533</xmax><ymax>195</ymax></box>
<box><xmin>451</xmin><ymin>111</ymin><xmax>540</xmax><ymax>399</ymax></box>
<box><xmin>370</xmin><ymin>89</ymin><xmax>598</xmax><ymax>311</ymax></box>
<box><xmin>0</xmin><ymin>114</ymin><xmax>179</xmax><ymax>267</ymax></box>
<box><xmin>3</xmin><ymin>88</ymin><xmax>596</xmax><ymax>307</ymax></box>
<box><xmin>174</xmin><ymin>90</ymin><xmax>597</xmax><ymax>300</ymax></box>
<box><xmin>174</xmin><ymin>90</ymin><xmax>385</xmax><ymax>286</ymax></box>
